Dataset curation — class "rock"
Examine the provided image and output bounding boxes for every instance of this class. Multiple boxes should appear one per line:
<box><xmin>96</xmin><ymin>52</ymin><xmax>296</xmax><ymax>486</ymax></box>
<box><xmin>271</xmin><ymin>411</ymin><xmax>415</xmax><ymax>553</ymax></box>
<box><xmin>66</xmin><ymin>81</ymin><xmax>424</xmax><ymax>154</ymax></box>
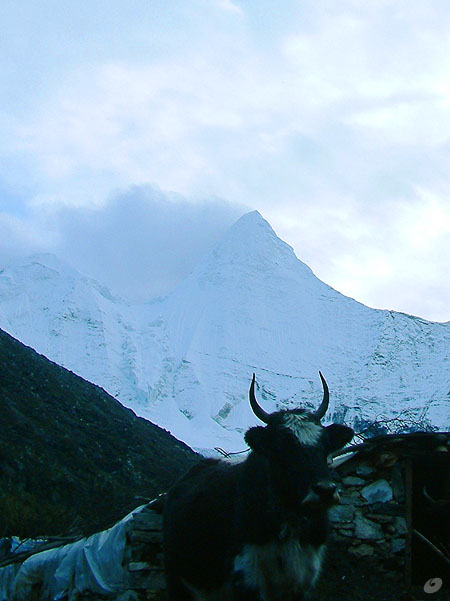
<box><xmin>328</xmin><ymin>504</ymin><xmax>355</xmax><ymax>523</ymax></box>
<box><xmin>365</xmin><ymin>513</ymin><xmax>394</xmax><ymax>524</ymax></box>
<box><xmin>391</xmin><ymin>538</ymin><xmax>406</xmax><ymax>553</ymax></box>
<box><xmin>355</xmin><ymin>464</ymin><xmax>375</xmax><ymax>476</ymax></box>
<box><xmin>375</xmin><ymin>541</ymin><xmax>390</xmax><ymax>554</ymax></box>
<box><xmin>391</xmin><ymin>465</ymin><xmax>405</xmax><ymax>503</ymax></box>
<box><xmin>376</xmin><ymin>452</ymin><xmax>398</xmax><ymax>468</ymax></box>
<box><xmin>394</xmin><ymin>517</ymin><xmax>407</xmax><ymax>535</ymax></box>
<box><xmin>332</xmin><ymin>532</ymin><xmax>353</xmax><ymax>542</ymax></box>
<box><xmin>348</xmin><ymin>544</ymin><xmax>375</xmax><ymax>557</ymax></box>
<box><xmin>354</xmin><ymin>515</ymin><xmax>384</xmax><ymax>540</ymax></box>
<box><xmin>361</xmin><ymin>479</ymin><xmax>393</xmax><ymax>504</ymax></box>
<box><xmin>343</xmin><ymin>476</ymin><xmax>366</xmax><ymax>486</ymax></box>
<box><xmin>127</xmin><ymin>569</ymin><xmax>166</xmax><ymax>590</ymax></box>
<box><xmin>128</xmin><ymin>531</ymin><xmax>162</xmax><ymax>544</ymax></box>
<box><xmin>341</xmin><ymin>491</ymin><xmax>365</xmax><ymax>506</ymax></box>
<box><xmin>130</xmin><ymin>513</ymin><xmax>163</xmax><ymax>530</ymax></box>
<box><xmin>338</xmin><ymin>528</ymin><xmax>355</xmax><ymax>537</ymax></box>
<box><xmin>370</xmin><ymin>502</ymin><xmax>405</xmax><ymax>516</ymax></box>
<box><xmin>129</xmin><ymin>562</ymin><xmax>152</xmax><ymax>572</ymax></box>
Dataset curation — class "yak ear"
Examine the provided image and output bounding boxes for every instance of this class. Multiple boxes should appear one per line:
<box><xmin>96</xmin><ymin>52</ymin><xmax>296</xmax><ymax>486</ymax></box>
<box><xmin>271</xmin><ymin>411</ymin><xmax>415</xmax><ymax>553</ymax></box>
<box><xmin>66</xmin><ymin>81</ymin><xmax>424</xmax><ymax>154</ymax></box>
<box><xmin>245</xmin><ymin>426</ymin><xmax>269</xmax><ymax>453</ymax></box>
<box><xmin>325</xmin><ymin>424</ymin><xmax>354</xmax><ymax>452</ymax></box>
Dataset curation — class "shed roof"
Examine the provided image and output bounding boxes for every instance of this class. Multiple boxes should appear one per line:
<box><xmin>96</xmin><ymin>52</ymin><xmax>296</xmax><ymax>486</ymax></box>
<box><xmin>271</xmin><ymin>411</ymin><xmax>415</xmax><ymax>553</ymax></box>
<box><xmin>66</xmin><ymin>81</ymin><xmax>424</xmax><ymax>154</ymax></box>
<box><xmin>332</xmin><ymin>431</ymin><xmax>450</xmax><ymax>468</ymax></box>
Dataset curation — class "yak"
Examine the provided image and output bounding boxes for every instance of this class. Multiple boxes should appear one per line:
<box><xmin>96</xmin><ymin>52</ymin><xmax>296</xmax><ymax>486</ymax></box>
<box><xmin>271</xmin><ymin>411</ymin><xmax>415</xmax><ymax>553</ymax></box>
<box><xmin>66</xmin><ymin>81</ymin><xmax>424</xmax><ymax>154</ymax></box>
<box><xmin>163</xmin><ymin>372</ymin><xmax>354</xmax><ymax>601</ymax></box>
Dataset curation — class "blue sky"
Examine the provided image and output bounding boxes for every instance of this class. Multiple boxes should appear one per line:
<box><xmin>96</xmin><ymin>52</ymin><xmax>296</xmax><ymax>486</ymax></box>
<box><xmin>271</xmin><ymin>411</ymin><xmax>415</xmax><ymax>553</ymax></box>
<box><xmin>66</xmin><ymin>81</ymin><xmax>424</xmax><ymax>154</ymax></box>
<box><xmin>1</xmin><ymin>1</ymin><xmax>450</xmax><ymax>321</ymax></box>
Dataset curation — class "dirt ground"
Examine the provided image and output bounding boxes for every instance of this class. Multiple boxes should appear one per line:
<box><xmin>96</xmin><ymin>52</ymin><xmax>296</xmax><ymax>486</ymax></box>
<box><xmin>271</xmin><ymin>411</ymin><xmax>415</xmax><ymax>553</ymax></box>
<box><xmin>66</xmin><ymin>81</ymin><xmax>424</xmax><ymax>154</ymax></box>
<box><xmin>314</xmin><ymin>542</ymin><xmax>449</xmax><ymax>601</ymax></box>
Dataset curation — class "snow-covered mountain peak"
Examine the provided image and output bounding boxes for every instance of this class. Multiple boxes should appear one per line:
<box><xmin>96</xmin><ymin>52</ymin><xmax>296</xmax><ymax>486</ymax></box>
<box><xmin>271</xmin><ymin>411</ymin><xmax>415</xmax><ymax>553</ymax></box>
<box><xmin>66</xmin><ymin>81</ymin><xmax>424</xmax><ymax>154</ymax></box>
<box><xmin>199</xmin><ymin>210</ymin><xmax>312</xmax><ymax>280</ymax></box>
<box><xmin>1</xmin><ymin>253</ymin><xmax>80</xmax><ymax>283</ymax></box>
<box><xmin>0</xmin><ymin>252</ymin><xmax>121</xmax><ymax>305</ymax></box>
<box><xmin>167</xmin><ymin>212</ymin><xmax>317</xmax><ymax>310</ymax></box>
<box><xmin>0</xmin><ymin>212</ymin><xmax>448</xmax><ymax>452</ymax></box>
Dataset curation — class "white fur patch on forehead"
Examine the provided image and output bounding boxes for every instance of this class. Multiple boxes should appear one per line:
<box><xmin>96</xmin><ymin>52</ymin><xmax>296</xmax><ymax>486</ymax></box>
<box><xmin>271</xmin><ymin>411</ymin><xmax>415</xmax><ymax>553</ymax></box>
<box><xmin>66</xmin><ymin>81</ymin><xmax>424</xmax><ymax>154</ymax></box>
<box><xmin>282</xmin><ymin>414</ymin><xmax>322</xmax><ymax>446</ymax></box>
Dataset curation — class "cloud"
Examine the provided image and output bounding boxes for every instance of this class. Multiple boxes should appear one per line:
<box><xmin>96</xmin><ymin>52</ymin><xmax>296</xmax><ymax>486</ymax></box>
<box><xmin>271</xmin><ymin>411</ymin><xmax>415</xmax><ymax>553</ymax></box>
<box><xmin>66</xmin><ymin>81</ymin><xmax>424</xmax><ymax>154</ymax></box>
<box><xmin>10</xmin><ymin>2</ymin><xmax>450</xmax><ymax>213</ymax></box>
<box><xmin>0</xmin><ymin>213</ymin><xmax>46</xmax><ymax>265</ymax></box>
<box><xmin>268</xmin><ymin>188</ymin><xmax>450</xmax><ymax>322</ymax></box>
<box><xmin>1</xmin><ymin>1</ymin><xmax>450</xmax><ymax>321</ymax></box>
<box><xmin>215</xmin><ymin>0</ymin><xmax>244</xmax><ymax>16</ymax></box>
<box><xmin>0</xmin><ymin>186</ymin><xmax>245</xmax><ymax>301</ymax></box>
<box><xmin>55</xmin><ymin>187</ymin><xmax>246</xmax><ymax>299</ymax></box>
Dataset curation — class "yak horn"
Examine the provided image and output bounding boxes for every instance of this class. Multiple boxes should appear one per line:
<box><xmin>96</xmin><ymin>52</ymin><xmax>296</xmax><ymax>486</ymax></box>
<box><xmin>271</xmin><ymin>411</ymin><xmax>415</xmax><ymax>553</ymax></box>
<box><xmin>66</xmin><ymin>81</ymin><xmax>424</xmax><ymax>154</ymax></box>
<box><xmin>249</xmin><ymin>374</ymin><xmax>270</xmax><ymax>424</ymax></box>
<box><xmin>314</xmin><ymin>371</ymin><xmax>330</xmax><ymax>420</ymax></box>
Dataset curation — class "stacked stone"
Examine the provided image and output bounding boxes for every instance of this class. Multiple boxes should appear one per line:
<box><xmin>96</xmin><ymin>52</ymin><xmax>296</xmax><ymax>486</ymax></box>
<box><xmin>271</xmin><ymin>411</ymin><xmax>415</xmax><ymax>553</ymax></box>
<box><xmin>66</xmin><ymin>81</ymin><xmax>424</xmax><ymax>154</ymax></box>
<box><xmin>121</xmin><ymin>506</ymin><xmax>167</xmax><ymax>600</ymax></box>
<box><xmin>330</xmin><ymin>459</ymin><xmax>407</xmax><ymax>563</ymax></box>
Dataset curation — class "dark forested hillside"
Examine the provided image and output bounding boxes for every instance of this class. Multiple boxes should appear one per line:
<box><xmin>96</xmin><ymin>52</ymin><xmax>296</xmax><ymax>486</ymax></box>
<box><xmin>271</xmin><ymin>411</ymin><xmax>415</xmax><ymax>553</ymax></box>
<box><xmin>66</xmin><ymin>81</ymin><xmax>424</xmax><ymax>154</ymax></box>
<box><xmin>0</xmin><ymin>328</ymin><xmax>198</xmax><ymax>537</ymax></box>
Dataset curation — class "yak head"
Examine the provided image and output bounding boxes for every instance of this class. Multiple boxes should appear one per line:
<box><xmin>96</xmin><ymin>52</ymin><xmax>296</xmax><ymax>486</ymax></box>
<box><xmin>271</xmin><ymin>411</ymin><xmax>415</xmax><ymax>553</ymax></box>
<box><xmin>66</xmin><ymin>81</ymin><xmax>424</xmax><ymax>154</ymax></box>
<box><xmin>244</xmin><ymin>372</ymin><xmax>354</xmax><ymax>512</ymax></box>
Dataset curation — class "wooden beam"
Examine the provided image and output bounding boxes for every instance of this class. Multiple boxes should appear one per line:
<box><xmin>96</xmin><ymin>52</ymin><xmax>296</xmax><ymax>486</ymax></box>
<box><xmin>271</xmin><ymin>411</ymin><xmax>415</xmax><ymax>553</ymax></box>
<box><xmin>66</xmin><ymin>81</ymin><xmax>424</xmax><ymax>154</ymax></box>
<box><xmin>413</xmin><ymin>529</ymin><xmax>450</xmax><ymax>568</ymax></box>
<box><xmin>405</xmin><ymin>458</ymin><xmax>413</xmax><ymax>590</ymax></box>
<box><xmin>0</xmin><ymin>536</ymin><xmax>83</xmax><ymax>568</ymax></box>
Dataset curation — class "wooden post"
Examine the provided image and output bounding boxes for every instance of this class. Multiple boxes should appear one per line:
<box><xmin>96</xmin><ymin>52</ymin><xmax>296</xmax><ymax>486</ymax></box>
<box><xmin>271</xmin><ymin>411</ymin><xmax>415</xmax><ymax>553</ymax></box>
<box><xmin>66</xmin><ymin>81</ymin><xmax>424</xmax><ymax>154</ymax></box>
<box><xmin>405</xmin><ymin>458</ymin><xmax>413</xmax><ymax>591</ymax></box>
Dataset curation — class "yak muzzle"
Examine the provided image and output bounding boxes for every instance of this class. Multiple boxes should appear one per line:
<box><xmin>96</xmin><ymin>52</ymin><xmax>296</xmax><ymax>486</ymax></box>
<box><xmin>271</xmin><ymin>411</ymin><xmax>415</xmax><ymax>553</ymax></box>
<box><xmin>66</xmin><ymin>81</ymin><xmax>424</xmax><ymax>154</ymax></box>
<box><xmin>312</xmin><ymin>481</ymin><xmax>338</xmax><ymax>501</ymax></box>
<box><xmin>302</xmin><ymin>481</ymin><xmax>341</xmax><ymax>509</ymax></box>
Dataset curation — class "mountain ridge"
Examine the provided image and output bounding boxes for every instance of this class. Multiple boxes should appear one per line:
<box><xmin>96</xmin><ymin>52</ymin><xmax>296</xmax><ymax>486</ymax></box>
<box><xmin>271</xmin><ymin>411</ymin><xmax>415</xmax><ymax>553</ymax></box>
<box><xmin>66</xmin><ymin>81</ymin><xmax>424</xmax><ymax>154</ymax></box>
<box><xmin>0</xmin><ymin>212</ymin><xmax>448</xmax><ymax>451</ymax></box>
<box><xmin>0</xmin><ymin>327</ymin><xmax>197</xmax><ymax>537</ymax></box>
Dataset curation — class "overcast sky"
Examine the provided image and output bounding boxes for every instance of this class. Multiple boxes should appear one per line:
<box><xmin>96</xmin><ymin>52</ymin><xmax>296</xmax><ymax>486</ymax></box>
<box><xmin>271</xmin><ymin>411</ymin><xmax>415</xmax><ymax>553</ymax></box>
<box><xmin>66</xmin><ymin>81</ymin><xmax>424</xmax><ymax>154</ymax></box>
<box><xmin>1</xmin><ymin>1</ymin><xmax>450</xmax><ymax>321</ymax></box>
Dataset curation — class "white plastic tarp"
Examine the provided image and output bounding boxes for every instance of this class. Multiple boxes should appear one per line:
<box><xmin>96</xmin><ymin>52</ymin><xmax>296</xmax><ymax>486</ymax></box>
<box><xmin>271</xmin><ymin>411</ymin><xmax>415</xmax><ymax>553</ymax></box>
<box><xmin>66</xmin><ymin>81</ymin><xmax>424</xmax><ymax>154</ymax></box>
<box><xmin>0</xmin><ymin>564</ymin><xmax>19</xmax><ymax>601</ymax></box>
<box><xmin>0</xmin><ymin>505</ymin><xmax>145</xmax><ymax>601</ymax></box>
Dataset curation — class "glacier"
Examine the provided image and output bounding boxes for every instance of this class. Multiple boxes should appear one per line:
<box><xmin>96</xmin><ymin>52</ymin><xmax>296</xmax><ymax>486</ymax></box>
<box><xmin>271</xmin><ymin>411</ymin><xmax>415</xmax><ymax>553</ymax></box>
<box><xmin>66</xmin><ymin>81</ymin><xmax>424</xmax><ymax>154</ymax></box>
<box><xmin>0</xmin><ymin>211</ymin><xmax>448</xmax><ymax>451</ymax></box>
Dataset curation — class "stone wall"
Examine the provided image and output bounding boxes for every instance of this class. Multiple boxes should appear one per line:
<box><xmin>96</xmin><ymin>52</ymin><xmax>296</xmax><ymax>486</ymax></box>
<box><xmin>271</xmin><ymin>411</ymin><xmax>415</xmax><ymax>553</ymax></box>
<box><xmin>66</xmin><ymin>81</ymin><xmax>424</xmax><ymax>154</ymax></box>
<box><xmin>330</xmin><ymin>457</ymin><xmax>407</xmax><ymax>568</ymax></box>
<box><xmin>121</xmin><ymin>508</ymin><xmax>166</xmax><ymax>600</ymax></box>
